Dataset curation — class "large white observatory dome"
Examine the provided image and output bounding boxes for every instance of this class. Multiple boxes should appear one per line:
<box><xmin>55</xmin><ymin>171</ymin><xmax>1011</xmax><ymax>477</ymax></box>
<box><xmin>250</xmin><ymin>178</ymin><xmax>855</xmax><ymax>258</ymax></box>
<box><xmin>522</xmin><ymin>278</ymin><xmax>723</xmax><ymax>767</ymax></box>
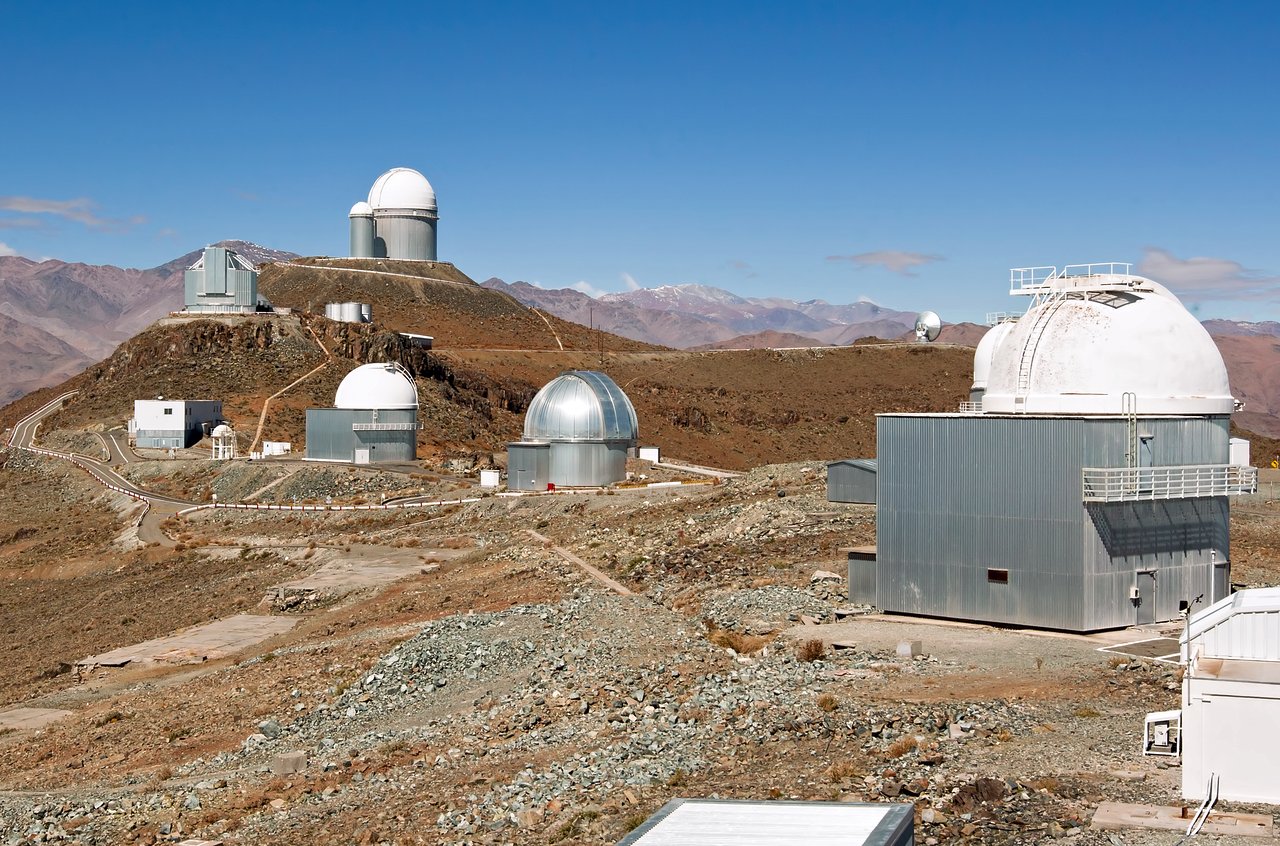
<box><xmin>523</xmin><ymin>371</ymin><xmax>639</xmax><ymax>442</ymax></box>
<box><xmin>334</xmin><ymin>363</ymin><xmax>419</xmax><ymax>410</ymax></box>
<box><xmin>368</xmin><ymin>167</ymin><xmax>437</xmax><ymax>212</ymax></box>
<box><xmin>982</xmin><ymin>273</ymin><xmax>1233</xmax><ymax>415</ymax></box>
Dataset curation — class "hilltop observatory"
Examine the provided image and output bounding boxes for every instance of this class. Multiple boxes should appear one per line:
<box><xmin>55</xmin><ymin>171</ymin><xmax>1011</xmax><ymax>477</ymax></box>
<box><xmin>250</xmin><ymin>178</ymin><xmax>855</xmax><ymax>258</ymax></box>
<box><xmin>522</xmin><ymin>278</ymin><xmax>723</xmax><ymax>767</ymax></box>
<box><xmin>861</xmin><ymin>263</ymin><xmax>1256</xmax><ymax>632</ymax></box>
<box><xmin>349</xmin><ymin>168</ymin><xmax>438</xmax><ymax>261</ymax></box>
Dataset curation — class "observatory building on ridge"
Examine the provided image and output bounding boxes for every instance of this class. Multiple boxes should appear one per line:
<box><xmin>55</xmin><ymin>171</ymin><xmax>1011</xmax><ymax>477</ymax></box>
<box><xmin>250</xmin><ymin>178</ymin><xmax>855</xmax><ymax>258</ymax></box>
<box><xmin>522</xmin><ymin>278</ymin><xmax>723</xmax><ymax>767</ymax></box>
<box><xmin>508</xmin><ymin>371</ymin><xmax>639</xmax><ymax>490</ymax></box>
<box><xmin>349</xmin><ymin>167</ymin><xmax>438</xmax><ymax>261</ymax></box>
<box><xmin>183</xmin><ymin>245</ymin><xmax>260</xmax><ymax>314</ymax></box>
<box><xmin>860</xmin><ymin>263</ymin><xmax>1256</xmax><ymax>632</ymax></box>
<box><xmin>305</xmin><ymin>362</ymin><xmax>421</xmax><ymax>464</ymax></box>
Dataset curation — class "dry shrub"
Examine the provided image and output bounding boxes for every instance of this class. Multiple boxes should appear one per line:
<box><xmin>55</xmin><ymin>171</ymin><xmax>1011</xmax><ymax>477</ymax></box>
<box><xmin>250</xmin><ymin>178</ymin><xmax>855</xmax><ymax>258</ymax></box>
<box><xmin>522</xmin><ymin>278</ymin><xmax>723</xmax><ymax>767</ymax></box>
<box><xmin>704</xmin><ymin>619</ymin><xmax>775</xmax><ymax>654</ymax></box>
<box><xmin>1107</xmin><ymin>655</ymin><xmax>1128</xmax><ymax>669</ymax></box>
<box><xmin>886</xmin><ymin>734</ymin><xmax>918</xmax><ymax>758</ymax></box>
<box><xmin>1073</xmin><ymin>706</ymin><xmax>1101</xmax><ymax>718</ymax></box>
<box><xmin>825</xmin><ymin>759</ymin><xmax>863</xmax><ymax>782</ymax></box>
<box><xmin>795</xmin><ymin>638</ymin><xmax>826</xmax><ymax>663</ymax></box>
<box><xmin>1028</xmin><ymin>775</ymin><xmax>1061</xmax><ymax>794</ymax></box>
<box><xmin>816</xmin><ymin>692</ymin><xmax>839</xmax><ymax>713</ymax></box>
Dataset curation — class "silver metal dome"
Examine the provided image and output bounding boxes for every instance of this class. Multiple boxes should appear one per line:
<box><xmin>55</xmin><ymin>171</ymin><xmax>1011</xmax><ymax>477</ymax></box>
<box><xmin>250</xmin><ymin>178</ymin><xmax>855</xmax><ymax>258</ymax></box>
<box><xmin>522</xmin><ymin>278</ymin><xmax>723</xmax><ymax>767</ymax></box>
<box><xmin>523</xmin><ymin>371</ymin><xmax>638</xmax><ymax>443</ymax></box>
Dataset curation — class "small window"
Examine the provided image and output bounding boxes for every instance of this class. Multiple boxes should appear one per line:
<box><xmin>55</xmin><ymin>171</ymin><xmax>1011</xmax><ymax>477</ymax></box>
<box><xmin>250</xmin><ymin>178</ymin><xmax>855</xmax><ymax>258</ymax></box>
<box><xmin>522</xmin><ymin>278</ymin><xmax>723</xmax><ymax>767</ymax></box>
<box><xmin>987</xmin><ymin>568</ymin><xmax>1009</xmax><ymax>584</ymax></box>
<box><xmin>163</xmin><ymin>408</ymin><xmax>173</xmax><ymax>416</ymax></box>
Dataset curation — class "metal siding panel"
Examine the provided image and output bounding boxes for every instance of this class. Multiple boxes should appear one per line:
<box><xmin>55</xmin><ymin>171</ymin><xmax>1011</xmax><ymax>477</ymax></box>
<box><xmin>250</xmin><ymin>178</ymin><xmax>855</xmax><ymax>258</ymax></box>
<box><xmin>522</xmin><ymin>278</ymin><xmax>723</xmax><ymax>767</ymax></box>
<box><xmin>305</xmin><ymin>409</ymin><xmax>357</xmax><ymax>461</ymax></box>
<box><xmin>877</xmin><ymin>415</ymin><xmax>1087</xmax><ymax>630</ymax></box>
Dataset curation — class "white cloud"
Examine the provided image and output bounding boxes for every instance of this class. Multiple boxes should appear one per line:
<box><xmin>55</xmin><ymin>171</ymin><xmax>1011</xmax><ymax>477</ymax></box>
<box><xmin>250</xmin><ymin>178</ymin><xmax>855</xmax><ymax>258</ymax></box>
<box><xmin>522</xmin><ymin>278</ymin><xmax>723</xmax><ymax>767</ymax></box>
<box><xmin>621</xmin><ymin>272</ymin><xmax>641</xmax><ymax>291</ymax></box>
<box><xmin>0</xmin><ymin>195</ymin><xmax>144</xmax><ymax>232</ymax></box>
<box><xmin>1138</xmin><ymin>247</ymin><xmax>1279</xmax><ymax>302</ymax></box>
<box><xmin>827</xmin><ymin>250</ymin><xmax>944</xmax><ymax>276</ymax></box>
<box><xmin>0</xmin><ymin>242</ymin><xmax>16</xmax><ymax>256</ymax></box>
<box><xmin>571</xmin><ymin>280</ymin><xmax>610</xmax><ymax>298</ymax></box>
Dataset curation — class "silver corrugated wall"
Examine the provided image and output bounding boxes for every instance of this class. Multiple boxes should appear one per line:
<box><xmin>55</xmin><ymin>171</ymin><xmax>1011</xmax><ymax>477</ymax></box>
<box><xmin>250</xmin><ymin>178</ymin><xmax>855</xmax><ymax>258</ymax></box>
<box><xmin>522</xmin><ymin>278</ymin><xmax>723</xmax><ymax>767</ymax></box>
<box><xmin>548</xmin><ymin>441</ymin><xmax>629</xmax><ymax>487</ymax></box>
<box><xmin>305</xmin><ymin>409</ymin><xmax>416</xmax><ymax>463</ymax></box>
<box><xmin>372</xmin><ymin>214</ymin><xmax>437</xmax><ymax>261</ymax></box>
<box><xmin>350</xmin><ymin>216</ymin><xmax>375</xmax><ymax>258</ymax></box>
<box><xmin>876</xmin><ymin>413</ymin><xmax>1230</xmax><ymax>631</ymax></box>
<box><xmin>508</xmin><ymin>442</ymin><xmax>550</xmax><ymax>490</ymax></box>
<box><xmin>827</xmin><ymin>460</ymin><xmax>877</xmax><ymax>503</ymax></box>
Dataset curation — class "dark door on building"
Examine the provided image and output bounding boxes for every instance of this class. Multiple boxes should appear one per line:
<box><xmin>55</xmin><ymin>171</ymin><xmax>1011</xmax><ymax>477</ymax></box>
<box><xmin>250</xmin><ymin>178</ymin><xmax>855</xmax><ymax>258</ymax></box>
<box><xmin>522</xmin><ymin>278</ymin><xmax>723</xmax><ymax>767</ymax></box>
<box><xmin>1136</xmin><ymin>570</ymin><xmax>1157</xmax><ymax>625</ymax></box>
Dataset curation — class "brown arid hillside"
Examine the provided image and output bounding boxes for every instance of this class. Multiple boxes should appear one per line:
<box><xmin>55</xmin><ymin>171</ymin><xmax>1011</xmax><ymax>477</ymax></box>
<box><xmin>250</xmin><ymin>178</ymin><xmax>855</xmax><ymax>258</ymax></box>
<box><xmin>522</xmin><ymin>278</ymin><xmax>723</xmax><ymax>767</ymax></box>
<box><xmin>259</xmin><ymin>259</ymin><xmax>657</xmax><ymax>353</ymax></box>
<box><xmin>1213</xmin><ymin>334</ymin><xmax>1280</xmax><ymax>438</ymax></box>
<box><xmin>0</xmin><ymin>311</ymin><xmax>93</xmax><ymax>405</ymax></box>
<box><xmin>691</xmin><ymin>330</ymin><xmax>834</xmax><ymax>350</ymax></box>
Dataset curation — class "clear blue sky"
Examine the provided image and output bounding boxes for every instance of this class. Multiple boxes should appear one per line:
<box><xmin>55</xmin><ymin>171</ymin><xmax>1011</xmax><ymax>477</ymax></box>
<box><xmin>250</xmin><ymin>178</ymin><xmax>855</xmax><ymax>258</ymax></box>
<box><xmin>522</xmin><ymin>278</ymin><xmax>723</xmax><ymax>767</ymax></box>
<box><xmin>2</xmin><ymin>1</ymin><xmax>1277</xmax><ymax>322</ymax></box>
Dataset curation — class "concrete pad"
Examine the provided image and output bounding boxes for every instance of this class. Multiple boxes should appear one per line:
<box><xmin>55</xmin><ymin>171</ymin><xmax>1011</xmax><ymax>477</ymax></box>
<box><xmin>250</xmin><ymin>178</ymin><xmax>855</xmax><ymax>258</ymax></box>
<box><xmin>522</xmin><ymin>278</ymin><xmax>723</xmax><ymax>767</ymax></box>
<box><xmin>79</xmin><ymin>614</ymin><xmax>297</xmax><ymax>669</ymax></box>
<box><xmin>271</xmin><ymin>750</ymin><xmax>308</xmax><ymax>775</ymax></box>
<box><xmin>278</xmin><ymin>546</ymin><xmax>463</xmax><ymax>595</ymax></box>
<box><xmin>1098</xmin><ymin>637</ymin><xmax>1181</xmax><ymax>661</ymax></box>
<box><xmin>0</xmin><ymin>706</ymin><xmax>72</xmax><ymax>731</ymax></box>
<box><xmin>1091</xmin><ymin>803</ymin><xmax>1273</xmax><ymax>837</ymax></box>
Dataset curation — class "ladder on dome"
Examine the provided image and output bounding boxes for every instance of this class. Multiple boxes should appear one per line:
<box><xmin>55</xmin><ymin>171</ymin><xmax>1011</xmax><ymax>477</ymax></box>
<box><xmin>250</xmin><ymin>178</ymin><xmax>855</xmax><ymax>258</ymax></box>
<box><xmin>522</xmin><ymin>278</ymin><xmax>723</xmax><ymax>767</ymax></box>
<box><xmin>1013</xmin><ymin>290</ymin><xmax>1071</xmax><ymax>403</ymax></box>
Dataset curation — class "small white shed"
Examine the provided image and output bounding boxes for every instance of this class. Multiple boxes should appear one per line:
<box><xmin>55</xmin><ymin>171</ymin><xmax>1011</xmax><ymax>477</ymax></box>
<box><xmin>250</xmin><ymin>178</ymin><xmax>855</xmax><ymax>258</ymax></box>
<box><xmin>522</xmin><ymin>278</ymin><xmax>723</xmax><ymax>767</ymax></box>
<box><xmin>615</xmin><ymin>799</ymin><xmax>914</xmax><ymax>846</ymax></box>
<box><xmin>1181</xmin><ymin>587</ymin><xmax>1280</xmax><ymax>804</ymax></box>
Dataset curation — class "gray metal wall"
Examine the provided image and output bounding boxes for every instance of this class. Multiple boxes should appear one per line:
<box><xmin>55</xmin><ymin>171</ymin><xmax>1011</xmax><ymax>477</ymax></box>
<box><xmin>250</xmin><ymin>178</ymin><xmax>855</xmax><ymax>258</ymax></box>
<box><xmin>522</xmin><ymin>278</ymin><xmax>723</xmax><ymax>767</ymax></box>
<box><xmin>548</xmin><ymin>441</ymin><xmax>629</xmax><ymax>487</ymax></box>
<box><xmin>508</xmin><ymin>442</ymin><xmax>550</xmax><ymax>490</ymax></box>
<box><xmin>372</xmin><ymin>214</ymin><xmax>437</xmax><ymax>261</ymax></box>
<box><xmin>828</xmin><ymin>460</ymin><xmax>877</xmax><ymax>503</ymax></box>
<box><xmin>876</xmin><ymin>413</ymin><xmax>1230</xmax><ymax>631</ymax></box>
<box><xmin>350</xmin><ymin>216</ymin><xmax>375</xmax><ymax>258</ymax></box>
<box><xmin>183</xmin><ymin>246</ymin><xmax>258</xmax><ymax>312</ymax></box>
<box><xmin>305</xmin><ymin>409</ymin><xmax>417</xmax><ymax>463</ymax></box>
<box><xmin>135</xmin><ymin>431</ymin><xmax>186</xmax><ymax>449</ymax></box>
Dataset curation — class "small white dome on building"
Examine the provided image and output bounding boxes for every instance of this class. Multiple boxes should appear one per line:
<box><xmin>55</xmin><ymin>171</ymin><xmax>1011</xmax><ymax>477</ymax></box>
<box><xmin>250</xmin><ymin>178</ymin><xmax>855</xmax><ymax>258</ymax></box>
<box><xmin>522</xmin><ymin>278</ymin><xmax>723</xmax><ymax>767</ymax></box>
<box><xmin>211</xmin><ymin>423</ymin><xmax>233</xmax><ymax>437</ymax></box>
<box><xmin>368</xmin><ymin>167</ymin><xmax>437</xmax><ymax>212</ymax></box>
<box><xmin>971</xmin><ymin>320</ymin><xmax>1016</xmax><ymax>394</ymax></box>
<box><xmin>523</xmin><ymin>371</ymin><xmax>639</xmax><ymax>442</ymax></box>
<box><xmin>335</xmin><ymin>362</ymin><xmax>419</xmax><ymax>410</ymax></box>
<box><xmin>983</xmin><ymin>276</ymin><xmax>1233</xmax><ymax>415</ymax></box>
<box><xmin>349</xmin><ymin>200</ymin><xmax>373</xmax><ymax>217</ymax></box>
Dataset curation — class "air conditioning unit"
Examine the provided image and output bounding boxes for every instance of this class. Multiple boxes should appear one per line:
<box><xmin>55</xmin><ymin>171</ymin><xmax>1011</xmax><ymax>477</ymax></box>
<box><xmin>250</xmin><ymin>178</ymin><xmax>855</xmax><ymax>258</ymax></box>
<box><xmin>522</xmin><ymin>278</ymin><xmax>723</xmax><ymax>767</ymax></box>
<box><xmin>1144</xmin><ymin>709</ymin><xmax>1181</xmax><ymax>756</ymax></box>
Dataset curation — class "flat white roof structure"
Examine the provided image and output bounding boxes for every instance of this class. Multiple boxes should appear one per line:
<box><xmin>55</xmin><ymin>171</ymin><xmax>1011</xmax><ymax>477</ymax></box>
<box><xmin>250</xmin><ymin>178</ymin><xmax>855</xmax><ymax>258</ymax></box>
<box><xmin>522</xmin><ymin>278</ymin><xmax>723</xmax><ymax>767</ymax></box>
<box><xmin>616</xmin><ymin>799</ymin><xmax>913</xmax><ymax>846</ymax></box>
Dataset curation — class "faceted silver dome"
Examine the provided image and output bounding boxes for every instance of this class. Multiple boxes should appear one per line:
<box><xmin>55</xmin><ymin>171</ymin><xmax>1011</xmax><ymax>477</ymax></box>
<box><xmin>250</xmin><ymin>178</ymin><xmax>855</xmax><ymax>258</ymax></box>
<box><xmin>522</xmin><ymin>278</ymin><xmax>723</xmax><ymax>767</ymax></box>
<box><xmin>523</xmin><ymin>371</ymin><xmax>638</xmax><ymax>443</ymax></box>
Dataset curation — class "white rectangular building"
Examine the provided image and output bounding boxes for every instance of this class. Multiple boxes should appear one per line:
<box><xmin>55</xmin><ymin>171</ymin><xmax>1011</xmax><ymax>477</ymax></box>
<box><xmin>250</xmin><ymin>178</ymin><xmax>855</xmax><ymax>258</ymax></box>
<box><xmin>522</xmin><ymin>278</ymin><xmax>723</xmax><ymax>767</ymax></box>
<box><xmin>130</xmin><ymin>400</ymin><xmax>223</xmax><ymax>449</ymax></box>
<box><xmin>1181</xmin><ymin>587</ymin><xmax>1280</xmax><ymax>804</ymax></box>
<box><xmin>616</xmin><ymin>799</ymin><xmax>914</xmax><ymax>846</ymax></box>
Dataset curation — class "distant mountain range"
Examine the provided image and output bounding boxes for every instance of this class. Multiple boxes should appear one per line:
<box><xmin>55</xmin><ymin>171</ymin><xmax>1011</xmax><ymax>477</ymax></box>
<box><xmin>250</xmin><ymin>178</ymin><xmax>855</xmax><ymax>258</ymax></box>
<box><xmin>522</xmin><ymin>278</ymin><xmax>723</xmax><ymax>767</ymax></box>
<box><xmin>479</xmin><ymin>279</ymin><xmax>922</xmax><ymax>348</ymax></box>
<box><xmin>0</xmin><ymin>242</ymin><xmax>297</xmax><ymax>405</ymax></box>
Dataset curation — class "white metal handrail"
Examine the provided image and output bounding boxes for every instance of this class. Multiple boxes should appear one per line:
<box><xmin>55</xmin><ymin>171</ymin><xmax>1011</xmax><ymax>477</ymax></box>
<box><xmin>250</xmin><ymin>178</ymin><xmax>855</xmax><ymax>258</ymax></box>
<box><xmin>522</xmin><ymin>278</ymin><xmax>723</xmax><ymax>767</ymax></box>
<box><xmin>958</xmin><ymin>401</ymin><xmax>983</xmax><ymax>414</ymax></box>
<box><xmin>351</xmin><ymin>422</ymin><xmax>422</xmax><ymax>431</ymax></box>
<box><xmin>1061</xmin><ymin>261</ymin><xmax>1132</xmax><ymax>278</ymax></box>
<box><xmin>1010</xmin><ymin>266</ymin><xmax>1059</xmax><ymax>291</ymax></box>
<box><xmin>1082</xmin><ymin>464</ymin><xmax>1258</xmax><ymax>503</ymax></box>
<box><xmin>985</xmin><ymin>311</ymin><xmax>1019</xmax><ymax>325</ymax></box>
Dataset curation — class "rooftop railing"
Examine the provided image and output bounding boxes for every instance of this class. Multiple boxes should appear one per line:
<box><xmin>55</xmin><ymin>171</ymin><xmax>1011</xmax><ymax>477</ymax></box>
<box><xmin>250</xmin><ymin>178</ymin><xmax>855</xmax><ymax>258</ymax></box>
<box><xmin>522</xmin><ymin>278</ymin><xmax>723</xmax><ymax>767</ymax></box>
<box><xmin>351</xmin><ymin>422</ymin><xmax>422</xmax><ymax>431</ymax></box>
<box><xmin>1082</xmin><ymin>464</ymin><xmax>1258</xmax><ymax>503</ymax></box>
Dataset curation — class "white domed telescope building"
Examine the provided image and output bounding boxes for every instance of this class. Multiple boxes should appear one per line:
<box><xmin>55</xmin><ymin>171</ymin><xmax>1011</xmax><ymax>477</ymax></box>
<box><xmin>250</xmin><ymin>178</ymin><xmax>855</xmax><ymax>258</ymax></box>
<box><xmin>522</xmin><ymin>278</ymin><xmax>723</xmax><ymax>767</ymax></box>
<box><xmin>349</xmin><ymin>167</ymin><xmax>438</xmax><ymax>261</ymax></box>
<box><xmin>305</xmin><ymin>362</ymin><xmax>421</xmax><ymax>464</ymax></box>
<box><xmin>862</xmin><ymin>262</ymin><xmax>1257</xmax><ymax>632</ymax></box>
<box><xmin>508</xmin><ymin>371</ymin><xmax>639</xmax><ymax>491</ymax></box>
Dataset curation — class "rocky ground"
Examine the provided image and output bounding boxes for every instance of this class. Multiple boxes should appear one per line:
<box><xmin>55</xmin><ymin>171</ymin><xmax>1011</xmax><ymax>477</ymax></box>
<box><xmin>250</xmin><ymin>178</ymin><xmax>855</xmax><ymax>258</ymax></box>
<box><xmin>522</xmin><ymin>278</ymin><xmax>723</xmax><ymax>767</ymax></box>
<box><xmin>0</xmin><ymin>453</ymin><xmax>1278</xmax><ymax>845</ymax></box>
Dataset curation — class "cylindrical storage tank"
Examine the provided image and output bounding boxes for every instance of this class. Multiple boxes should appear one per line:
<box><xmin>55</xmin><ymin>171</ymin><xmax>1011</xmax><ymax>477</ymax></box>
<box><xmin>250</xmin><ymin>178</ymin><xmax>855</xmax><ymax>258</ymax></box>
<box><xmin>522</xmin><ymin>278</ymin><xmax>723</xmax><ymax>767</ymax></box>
<box><xmin>371</xmin><ymin>214</ymin><xmax>437</xmax><ymax>261</ymax></box>
<box><xmin>349</xmin><ymin>202</ymin><xmax>375</xmax><ymax>258</ymax></box>
<box><xmin>340</xmin><ymin>302</ymin><xmax>364</xmax><ymax>323</ymax></box>
<box><xmin>360</xmin><ymin>303</ymin><xmax>373</xmax><ymax>323</ymax></box>
<box><xmin>325</xmin><ymin>303</ymin><xmax>341</xmax><ymax>320</ymax></box>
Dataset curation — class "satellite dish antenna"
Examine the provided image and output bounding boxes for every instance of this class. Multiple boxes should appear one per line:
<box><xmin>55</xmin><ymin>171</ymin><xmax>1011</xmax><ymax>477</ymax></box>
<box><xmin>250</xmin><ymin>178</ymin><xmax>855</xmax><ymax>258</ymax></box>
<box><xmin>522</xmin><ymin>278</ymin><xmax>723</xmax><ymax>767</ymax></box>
<box><xmin>914</xmin><ymin>310</ymin><xmax>942</xmax><ymax>342</ymax></box>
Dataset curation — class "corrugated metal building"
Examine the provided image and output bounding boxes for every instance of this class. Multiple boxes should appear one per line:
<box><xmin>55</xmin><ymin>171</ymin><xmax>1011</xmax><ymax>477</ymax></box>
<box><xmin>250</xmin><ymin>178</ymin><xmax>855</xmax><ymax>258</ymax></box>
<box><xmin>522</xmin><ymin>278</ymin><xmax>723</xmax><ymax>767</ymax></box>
<box><xmin>183</xmin><ymin>246</ymin><xmax>259</xmax><ymax>314</ymax></box>
<box><xmin>1180</xmin><ymin>587</ymin><xmax>1280</xmax><ymax>803</ymax></box>
<box><xmin>508</xmin><ymin>371</ymin><xmax>639</xmax><ymax>490</ymax></box>
<box><xmin>876</xmin><ymin>413</ymin><xmax>1232</xmax><ymax>630</ymax></box>
<box><xmin>616</xmin><ymin>799</ymin><xmax>913</xmax><ymax>846</ymax></box>
<box><xmin>868</xmin><ymin>264</ymin><xmax>1255</xmax><ymax>632</ymax></box>
<box><xmin>827</xmin><ymin>459</ymin><xmax>877</xmax><ymax>503</ymax></box>
<box><xmin>305</xmin><ymin>363</ymin><xmax>420</xmax><ymax>464</ymax></box>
